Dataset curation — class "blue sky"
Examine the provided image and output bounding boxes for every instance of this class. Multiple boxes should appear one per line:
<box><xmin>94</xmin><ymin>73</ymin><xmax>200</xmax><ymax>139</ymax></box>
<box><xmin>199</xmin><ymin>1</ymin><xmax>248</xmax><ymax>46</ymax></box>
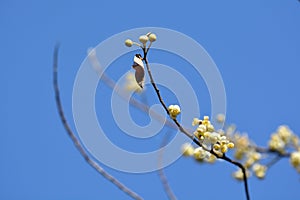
<box><xmin>1</xmin><ymin>0</ymin><xmax>300</xmax><ymax>199</ymax></box>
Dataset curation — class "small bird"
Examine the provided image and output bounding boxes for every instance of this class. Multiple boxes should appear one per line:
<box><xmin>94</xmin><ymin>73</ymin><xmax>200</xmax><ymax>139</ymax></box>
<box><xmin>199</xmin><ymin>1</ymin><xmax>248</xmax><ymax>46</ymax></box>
<box><xmin>132</xmin><ymin>54</ymin><xmax>145</xmax><ymax>89</ymax></box>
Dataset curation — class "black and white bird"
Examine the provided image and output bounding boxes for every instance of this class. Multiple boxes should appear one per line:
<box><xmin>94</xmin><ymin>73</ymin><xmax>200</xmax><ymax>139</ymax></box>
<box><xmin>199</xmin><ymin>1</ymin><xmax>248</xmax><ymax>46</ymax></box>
<box><xmin>132</xmin><ymin>54</ymin><xmax>145</xmax><ymax>89</ymax></box>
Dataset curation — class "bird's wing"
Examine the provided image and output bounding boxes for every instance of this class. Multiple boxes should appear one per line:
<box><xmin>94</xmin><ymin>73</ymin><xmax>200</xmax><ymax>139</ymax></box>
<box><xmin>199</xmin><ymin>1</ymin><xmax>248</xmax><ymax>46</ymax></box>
<box><xmin>134</xmin><ymin>65</ymin><xmax>145</xmax><ymax>88</ymax></box>
<box><xmin>132</xmin><ymin>56</ymin><xmax>145</xmax><ymax>88</ymax></box>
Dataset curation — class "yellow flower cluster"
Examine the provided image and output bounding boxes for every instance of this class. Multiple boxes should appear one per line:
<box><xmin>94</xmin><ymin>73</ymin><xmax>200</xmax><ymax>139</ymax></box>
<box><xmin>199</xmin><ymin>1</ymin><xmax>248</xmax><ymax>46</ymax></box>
<box><xmin>266</xmin><ymin>125</ymin><xmax>300</xmax><ymax>173</ymax></box>
<box><xmin>193</xmin><ymin>116</ymin><xmax>213</xmax><ymax>140</ymax></box>
<box><xmin>290</xmin><ymin>150</ymin><xmax>300</xmax><ymax>172</ymax></box>
<box><xmin>193</xmin><ymin>147</ymin><xmax>209</xmax><ymax>162</ymax></box>
<box><xmin>227</xmin><ymin>128</ymin><xmax>265</xmax><ymax>180</ymax></box>
<box><xmin>183</xmin><ymin>114</ymin><xmax>300</xmax><ymax>181</ymax></box>
<box><xmin>252</xmin><ymin>163</ymin><xmax>267</xmax><ymax>179</ymax></box>
<box><xmin>231</xmin><ymin>150</ymin><xmax>264</xmax><ymax>180</ymax></box>
<box><xmin>244</xmin><ymin>151</ymin><xmax>262</xmax><ymax>168</ymax></box>
<box><xmin>268</xmin><ymin>125</ymin><xmax>298</xmax><ymax>153</ymax></box>
<box><xmin>193</xmin><ymin>116</ymin><xmax>234</xmax><ymax>155</ymax></box>
<box><xmin>168</xmin><ymin>105</ymin><xmax>181</xmax><ymax>119</ymax></box>
<box><xmin>220</xmin><ymin>124</ymin><xmax>265</xmax><ymax>180</ymax></box>
<box><xmin>232</xmin><ymin>132</ymin><xmax>250</xmax><ymax>160</ymax></box>
<box><xmin>181</xmin><ymin>115</ymin><xmax>235</xmax><ymax>164</ymax></box>
<box><xmin>229</xmin><ymin>124</ymin><xmax>300</xmax><ymax>180</ymax></box>
<box><xmin>181</xmin><ymin>143</ymin><xmax>216</xmax><ymax>163</ymax></box>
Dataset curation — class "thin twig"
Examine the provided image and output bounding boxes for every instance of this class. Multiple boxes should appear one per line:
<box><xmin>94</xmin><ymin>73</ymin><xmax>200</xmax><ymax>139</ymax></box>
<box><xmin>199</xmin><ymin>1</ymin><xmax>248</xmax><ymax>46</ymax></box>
<box><xmin>143</xmin><ymin>50</ymin><xmax>193</xmax><ymax>139</ymax></box>
<box><xmin>158</xmin><ymin>132</ymin><xmax>177</xmax><ymax>200</ymax></box>
<box><xmin>53</xmin><ymin>44</ymin><xmax>143</xmax><ymax>200</ymax></box>
<box><xmin>143</xmin><ymin>49</ymin><xmax>250</xmax><ymax>200</ymax></box>
<box><xmin>143</xmin><ymin>50</ymin><xmax>170</xmax><ymax>115</ymax></box>
<box><xmin>254</xmin><ymin>146</ymin><xmax>290</xmax><ymax>169</ymax></box>
<box><xmin>254</xmin><ymin>146</ymin><xmax>291</xmax><ymax>157</ymax></box>
<box><xmin>266</xmin><ymin>156</ymin><xmax>282</xmax><ymax>168</ymax></box>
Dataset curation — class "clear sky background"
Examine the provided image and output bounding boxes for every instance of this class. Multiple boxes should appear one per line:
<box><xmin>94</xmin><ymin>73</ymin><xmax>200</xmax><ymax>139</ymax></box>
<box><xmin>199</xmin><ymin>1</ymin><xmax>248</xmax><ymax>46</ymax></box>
<box><xmin>1</xmin><ymin>1</ymin><xmax>300</xmax><ymax>200</ymax></box>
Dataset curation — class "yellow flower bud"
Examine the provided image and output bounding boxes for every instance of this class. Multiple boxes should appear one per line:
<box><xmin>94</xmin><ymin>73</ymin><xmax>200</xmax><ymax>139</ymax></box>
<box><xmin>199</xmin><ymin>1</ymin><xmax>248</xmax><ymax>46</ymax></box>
<box><xmin>252</xmin><ymin>164</ymin><xmax>267</xmax><ymax>179</ymax></box>
<box><xmin>181</xmin><ymin>143</ymin><xmax>194</xmax><ymax>156</ymax></box>
<box><xmin>221</xmin><ymin>145</ymin><xmax>228</xmax><ymax>153</ymax></box>
<box><xmin>192</xmin><ymin>118</ymin><xmax>201</xmax><ymax>126</ymax></box>
<box><xmin>193</xmin><ymin>147</ymin><xmax>206</xmax><ymax>161</ymax></box>
<box><xmin>168</xmin><ymin>105</ymin><xmax>181</xmax><ymax>119</ymax></box>
<box><xmin>290</xmin><ymin>151</ymin><xmax>300</xmax><ymax>167</ymax></box>
<box><xmin>203</xmin><ymin>132</ymin><xmax>210</xmax><ymax>138</ymax></box>
<box><xmin>207</xmin><ymin>124</ymin><xmax>215</xmax><ymax>132</ymax></box>
<box><xmin>139</xmin><ymin>35</ymin><xmax>148</xmax><ymax>44</ymax></box>
<box><xmin>125</xmin><ymin>39</ymin><xmax>133</xmax><ymax>47</ymax></box>
<box><xmin>251</xmin><ymin>152</ymin><xmax>261</xmax><ymax>161</ymax></box>
<box><xmin>197</xmin><ymin>124</ymin><xmax>207</xmax><ymax>134</ymax></box>
<box><xmin>216</xmin><ymin>113</ymin><xmax>225</xmax><ymax>123</ymax></box>
<box><xmin>148</xmin><ymin>33</ymin><xmax>157</xmax><ymax>42</ymax></box>
<box><xmin>203</xmin><ymin>116</ymin><xmax>209</xmax><ymax>121</ymax></box>
<box><xmin>213</xmin><ymin>143</ymin><xmax>220</xmax><ymax>150</ymax></box>
<box><xmin>227</xmin><ymin>142</ymin><xmax>235</xmax><ymax>149</ymax></box>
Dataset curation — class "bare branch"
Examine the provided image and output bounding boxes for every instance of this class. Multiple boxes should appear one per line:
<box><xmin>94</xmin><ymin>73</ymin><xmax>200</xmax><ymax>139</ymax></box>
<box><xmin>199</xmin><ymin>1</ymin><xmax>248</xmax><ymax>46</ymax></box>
<box><xmin>253</xmin><ymin>146</ymin><xmax>291</xmax><ymax>169</ymax></box>
<box><xmin>53</xmin><ymin>44</ymin><xmax>143</xmax><ymax>200</ymax></box>
<box><xmin>142</xmin><ymin>51</ymin><xmax>193</xmax><ymax>139</ymax></box>
<box><xmin>254</xmin><ymin>146</ymin><xmax>291</xmax><ymax>157</ymax></box>
<box><xmin>143</xmin><ymin>49</ymin><xmax>250</xmax><ymax>200</ymax></box>
<box><xmin>158</xmin><ymin>132</ymin><xmax>177</xmax><ymax>200</ymax></box>
<box><xmin>266</xmin><ymin>156</ymin><xmax>282</xmax><ymax>168</ymax></box>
